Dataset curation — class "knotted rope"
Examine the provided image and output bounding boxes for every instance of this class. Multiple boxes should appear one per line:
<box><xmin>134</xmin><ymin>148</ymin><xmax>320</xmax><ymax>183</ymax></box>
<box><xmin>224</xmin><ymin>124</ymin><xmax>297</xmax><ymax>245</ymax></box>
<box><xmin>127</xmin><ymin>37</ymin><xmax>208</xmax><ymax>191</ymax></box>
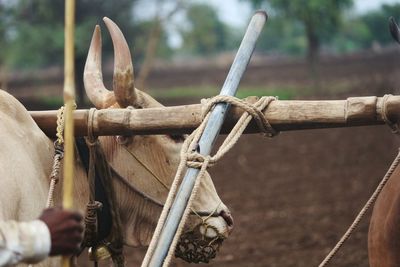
<box><xmin>141</xmin><ymin>95</ymin><xmax>277</xmax><ymax>267</ymax></box>
<box><xmin>82</xmin><ymin>108</ymin><xmax>103</xmax><ymax>251</ymax></box>
<box><xmin>83</xmin><ymin>108</ymin><xmax>125</xmax><ymax>267</ymax></box>
<box><xmin>319</xmin><ymin>94</ymin><xmax>400</xmax><ymax>266</ymax></box>
<box><xmin>46</xmin><ymin>106</ymin><xmax>66</xmax><ymax>208</ymax></box>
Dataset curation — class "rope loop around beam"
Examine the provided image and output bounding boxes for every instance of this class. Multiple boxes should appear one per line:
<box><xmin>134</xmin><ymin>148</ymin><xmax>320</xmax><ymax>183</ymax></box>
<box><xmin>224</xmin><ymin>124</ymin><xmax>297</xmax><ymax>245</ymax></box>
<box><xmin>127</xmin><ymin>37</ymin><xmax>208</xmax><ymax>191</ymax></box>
<box><xmin>382</xmin><ymin>94</ymin><xmax>400</xmax><ymax>134</ymax></box>
<box><xmin>185</xmin><ymin>95</ymin><xmax>279</xmax><ymax>169</ymax></box>
<box><xmin>202</xmin><ymin>95</ymin><xmax>279</xmax><ymax>137</ymax></box>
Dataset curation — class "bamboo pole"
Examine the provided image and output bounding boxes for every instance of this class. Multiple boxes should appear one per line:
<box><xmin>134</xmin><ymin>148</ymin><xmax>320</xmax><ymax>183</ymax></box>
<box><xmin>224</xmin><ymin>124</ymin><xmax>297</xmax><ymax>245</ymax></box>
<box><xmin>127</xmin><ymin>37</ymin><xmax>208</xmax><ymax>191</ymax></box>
<box><xmin>30</xmin><ymin>95</ymin><xmax>400</xmax><ymax>137</ymax></box>
<box><xmin>62</xmin><ymin>0</ymin><xmax>75</xmax><ymax>266</ymax></box>
<box><xmin>63</xmin><ymin>0</ymin><xmax>75</xmax><ymax>210</ymax></box>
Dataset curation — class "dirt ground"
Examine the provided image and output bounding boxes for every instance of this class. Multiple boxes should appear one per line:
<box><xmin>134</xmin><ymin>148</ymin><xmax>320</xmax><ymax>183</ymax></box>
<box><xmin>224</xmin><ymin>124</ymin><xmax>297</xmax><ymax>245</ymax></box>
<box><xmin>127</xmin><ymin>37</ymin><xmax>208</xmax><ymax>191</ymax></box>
<box><xmin>105</xmin><ymin>50</ymin><xmax>400</xmax><ymax>266</ymax></box>
<box><xmin>113</xmin><ymin>125</ymin><xmax>398</xmax><ymax>267</ymax></box>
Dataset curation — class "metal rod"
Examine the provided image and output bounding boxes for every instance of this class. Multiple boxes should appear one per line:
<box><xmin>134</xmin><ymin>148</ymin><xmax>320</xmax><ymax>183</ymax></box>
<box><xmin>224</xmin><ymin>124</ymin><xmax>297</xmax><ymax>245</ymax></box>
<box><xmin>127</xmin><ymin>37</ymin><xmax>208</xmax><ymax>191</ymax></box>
<box><xmin>147</xmin><ymin>11</ymin><xmax>268</xmax><ymax>266</ymax></box>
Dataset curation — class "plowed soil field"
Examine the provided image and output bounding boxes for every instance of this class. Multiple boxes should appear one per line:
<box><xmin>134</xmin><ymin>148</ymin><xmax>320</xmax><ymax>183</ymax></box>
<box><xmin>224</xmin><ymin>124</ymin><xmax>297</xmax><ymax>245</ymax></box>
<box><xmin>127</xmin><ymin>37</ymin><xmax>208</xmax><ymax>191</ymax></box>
<box><xmin>118</xmin><ymin>126</ymin><xmax>399</xmax><ymax>267</ymax></box>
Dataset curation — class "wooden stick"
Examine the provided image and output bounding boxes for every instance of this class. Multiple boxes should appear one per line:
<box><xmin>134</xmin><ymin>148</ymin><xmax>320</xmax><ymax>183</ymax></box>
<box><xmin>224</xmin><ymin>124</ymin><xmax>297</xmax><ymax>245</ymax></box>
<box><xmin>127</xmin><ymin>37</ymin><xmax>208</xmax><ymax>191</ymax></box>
<box><xmin>29</xmin><ymin>95</ymin><xmax>400</xmax><ymax>137</ymax></box>
<box><xmin>62</xmin><ymin>0</ymin><xmax>75</xmax><ymax>265</ymax></box>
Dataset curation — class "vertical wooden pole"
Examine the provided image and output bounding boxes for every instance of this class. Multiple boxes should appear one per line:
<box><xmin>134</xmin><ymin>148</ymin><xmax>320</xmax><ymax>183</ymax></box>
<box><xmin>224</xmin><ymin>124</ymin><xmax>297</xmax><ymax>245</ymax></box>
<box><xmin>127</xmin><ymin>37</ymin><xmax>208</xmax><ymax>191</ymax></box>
<box><xmin>62</xmin><ymin>0</ymin><xmax>75</xmax><ymax>266</ymax></box>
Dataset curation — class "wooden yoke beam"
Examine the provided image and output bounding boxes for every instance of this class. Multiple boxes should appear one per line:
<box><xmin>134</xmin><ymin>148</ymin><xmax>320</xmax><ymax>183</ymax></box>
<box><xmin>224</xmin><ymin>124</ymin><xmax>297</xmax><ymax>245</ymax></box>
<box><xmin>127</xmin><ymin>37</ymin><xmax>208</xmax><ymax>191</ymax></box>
<box><xmin>29</xmin><ymin>95</ymin><xmax>400</xmax><ymax>137</ymax></box>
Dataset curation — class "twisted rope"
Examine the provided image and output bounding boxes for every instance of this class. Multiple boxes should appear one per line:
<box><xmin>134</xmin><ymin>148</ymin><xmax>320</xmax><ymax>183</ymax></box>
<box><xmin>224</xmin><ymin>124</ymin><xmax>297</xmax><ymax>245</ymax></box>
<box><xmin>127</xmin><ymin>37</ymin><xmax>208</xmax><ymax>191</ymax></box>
<box><xmin>46</xmin><ymin>106</ymin><xmax>66</xmax><ymax>208</ymax></box>
<box><xmin>82</xmin><ymin>108</ymin><xmax>102</xmax><ymax>256</ymax></box>
<box><xmin>56</xmin><ymin>105</ymin><xmax>65</xmax><ymax>145</ymax></box>
<box><xmin>85</xmin><ymin>108</ymin><xmax>125</xmax><ymax>266</ymax></box>
<box><xmin>141</xmin><ymin>95</ymin><xmax>277</xmax><ymax>267</ymax></box>
<box><xmin>45</xmin><ymin>143</ymin><xmax>64</xmax><ymax>207</ymax></box>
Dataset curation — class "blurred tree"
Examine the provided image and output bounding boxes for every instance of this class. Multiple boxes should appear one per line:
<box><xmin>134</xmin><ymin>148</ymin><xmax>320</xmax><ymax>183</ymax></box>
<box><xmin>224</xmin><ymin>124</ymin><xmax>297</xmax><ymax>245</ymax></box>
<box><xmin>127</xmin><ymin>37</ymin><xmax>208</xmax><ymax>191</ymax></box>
<box><xmin>0</xmin><ymin>3</ymin><xmax>12</xmax><ymax>89</ymax></box>
<box><xmin>0</xmin><ymin>3</ymin><xmax>10</xmax><ymax>62</ymax></box>
<box><xmin>256</xmin><ymin>16</ymin><xmax>306</xmax><ymax>56</ymax></box>
<box><xmin>8</xmin><ymin>0</ymin><xmax>138</xmax><ymax>66</ymax></box>
<box><xmin>246</xmin><ymin>0</ymin><xmax>353</xmax><ymax>82</ymax></box>
<box><xmin>135</xmin><ymin>0</ymin><xmax>184</xmax><ymax>90</ymax></box>
<box><xmin>6</xmin><ymin>0</ymin><xmax>138</xmax><ymax>104</ymax></box>
<box><xmin>359</xmin><ymin>4</ymin><xmax>400</xmax><ymax>47</ymax></box>
<box><xmin>180</xmin><ymin>3</ymin><xmax>238</xmax><ymax>55</ymax></box>
<box><xmin>330</xmin><ymin>18</ymin><xmax>372</xmax><ymax>53</ymax></box>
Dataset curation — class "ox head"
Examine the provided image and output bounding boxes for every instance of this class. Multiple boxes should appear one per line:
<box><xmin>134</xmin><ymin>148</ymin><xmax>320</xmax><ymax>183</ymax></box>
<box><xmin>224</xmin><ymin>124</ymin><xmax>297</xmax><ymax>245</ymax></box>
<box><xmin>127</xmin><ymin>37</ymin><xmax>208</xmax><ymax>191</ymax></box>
<box><xmin>83</xmin><ymin>17</ymin><xmax>233</xmax><ymax>262</ymax></box>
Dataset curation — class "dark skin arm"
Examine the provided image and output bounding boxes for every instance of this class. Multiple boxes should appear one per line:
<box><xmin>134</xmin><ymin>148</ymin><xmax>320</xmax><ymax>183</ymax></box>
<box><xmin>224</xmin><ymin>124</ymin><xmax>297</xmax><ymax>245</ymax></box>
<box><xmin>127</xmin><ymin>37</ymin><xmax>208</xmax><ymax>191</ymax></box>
<box><xmin>38</xmin><ymin>208</ymin><xmax>84</xmax><ymax>256</ymax></box>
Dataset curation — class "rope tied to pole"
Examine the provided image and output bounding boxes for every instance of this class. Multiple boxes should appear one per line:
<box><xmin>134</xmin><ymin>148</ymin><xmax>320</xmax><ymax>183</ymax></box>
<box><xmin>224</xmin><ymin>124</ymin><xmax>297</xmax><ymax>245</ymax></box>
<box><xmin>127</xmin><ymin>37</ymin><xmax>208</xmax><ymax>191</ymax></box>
<box><xmin>46</xmin><ymin>106</ymin><xmax>67</xmax><ymax>208</ymax></box>
<box><xmin>82</xmin><ymin>108</ymin><xmax>103</xmax><ymax>254</ymax></box>
<box><xmin>142</xmin><ymin>95</ymin><xmax>277</xmax><ymax>267</ymax></box>
<box><xmin>381</xmin><ymin>94</ymin><xmax>400</xmax><ymax>134</ymax></box>
<box><xmin>202</xmin><ymin>95</ymin><xmax>279</xmax><ymax>137</ymax></box>
<box><xmin>185</xmin><ymin>95</ymin><xmax>278</xmax><ymax>169</ymax></box>
<box><xmin>80</xmin><ymin>107</ymin><xmax>126</xmax><ymax>266</ymax></box>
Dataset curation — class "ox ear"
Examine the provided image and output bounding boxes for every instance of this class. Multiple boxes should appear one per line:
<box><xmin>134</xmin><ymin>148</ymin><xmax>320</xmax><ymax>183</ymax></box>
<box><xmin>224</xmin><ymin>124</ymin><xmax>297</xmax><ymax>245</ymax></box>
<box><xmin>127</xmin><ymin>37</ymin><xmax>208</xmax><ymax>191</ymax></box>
<box><xmin>103</xmin><ymin>17</ymin><xmax>137</xmax><ymax>108</ymax></box>
<box><xmin>84</xmin><ymin>25</ymin><xmax>116</xmax><ymax>109</ymax></box>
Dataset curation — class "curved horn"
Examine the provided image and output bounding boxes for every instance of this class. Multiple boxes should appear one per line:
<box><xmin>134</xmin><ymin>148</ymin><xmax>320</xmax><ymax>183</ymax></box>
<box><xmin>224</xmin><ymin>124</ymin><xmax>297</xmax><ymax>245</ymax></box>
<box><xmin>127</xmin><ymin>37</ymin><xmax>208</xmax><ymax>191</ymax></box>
<box><xmin>389</xmin><ymin>17</ymin><xmax>400</xmax><ymax>44</ymax></box>
<box><xmin>84</xmin><ymin>25</ymin><xmax>116</xmax><ymax>109</ymax></box>
<box><xmin>103</xmin><ymin>17</ymin><xmax>136</xmax><ymax>108</ymax></box>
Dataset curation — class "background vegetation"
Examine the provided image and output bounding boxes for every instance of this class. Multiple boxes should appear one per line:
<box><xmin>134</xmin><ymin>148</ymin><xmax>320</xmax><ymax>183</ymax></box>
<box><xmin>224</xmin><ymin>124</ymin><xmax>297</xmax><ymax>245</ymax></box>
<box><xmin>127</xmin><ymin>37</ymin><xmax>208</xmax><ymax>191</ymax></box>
<box><xmin>1</xmin><ymin>0</ymin><xmax>400</xmax><ymax>105</ymax></box>
<box><xmin>1</xmin><ymin>1</ymin><xmax>399</xmax><ymax>66</ymax></box>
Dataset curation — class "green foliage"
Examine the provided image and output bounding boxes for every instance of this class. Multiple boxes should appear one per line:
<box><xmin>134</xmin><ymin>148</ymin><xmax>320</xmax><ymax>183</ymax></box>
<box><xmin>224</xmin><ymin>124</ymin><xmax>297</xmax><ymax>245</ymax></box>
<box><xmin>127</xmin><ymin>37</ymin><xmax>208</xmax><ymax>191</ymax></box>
<box><xmin>2</xmin><ymin>0</ymin><xmax>400</xmax><ymax>73</ymax></box>
<box><xmin>328</xmin><ymin>3</ymin><xmax>400</xmax><ymax>53</ymax></box>
<box><xmin>245</xmin><ymin>0</ymin><xmax>353</xmax><ymax>60</ymax></box>
<box><xmin>133</xmin><ymin>20</ymin><xmax>173</xmax><ymax>62</ymax></box>
<box><xmin>360</xmin><ymin>4</ymin><xmax>400</xmax><ymax>46</ymax></box>
<box><xmin>248</xmin><ymin>1</ymin><xmax>400</xmax><ymax>56</ymax></box>
<box><xmin>256</xmin><ymin>17</ymin><xmax>307</xmax><ymax>55</ymax></box>
<box><xmin>0</xmin><ymin>3</ymin><xmax>14</xmax><ymax>63</ymax></box>
<box><xmin>330</xmin><ymin>18</ymin><xmax>372</xmax><ymax>53</ymax></box>
<box><xmin>1</xmin><ymin>0</ymin><xmax>183</xmax><ymax>71</ymax></box>
<box><xmin>180</xmin><ymin>4</ymin><xmax>239</xmax><ymax>55</ymax></box>
<box><xmin>3</xmin><ymin>0</ymin><xmax>138</xmax><ymax>69</ymax></box>
<box><xmin>267</xmin><ymin>0</ymin><xmax>353</xmax><ymax>39</ymax></box>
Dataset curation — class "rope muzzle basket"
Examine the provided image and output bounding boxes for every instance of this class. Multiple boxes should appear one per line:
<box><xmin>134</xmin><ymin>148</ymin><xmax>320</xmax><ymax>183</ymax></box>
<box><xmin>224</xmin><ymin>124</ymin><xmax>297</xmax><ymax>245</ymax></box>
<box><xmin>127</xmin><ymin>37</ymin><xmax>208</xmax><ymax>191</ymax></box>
<box><xmin>175</xmin><ymin>223</ymin><xmax>225</xmax><ymax>263</ymax></box>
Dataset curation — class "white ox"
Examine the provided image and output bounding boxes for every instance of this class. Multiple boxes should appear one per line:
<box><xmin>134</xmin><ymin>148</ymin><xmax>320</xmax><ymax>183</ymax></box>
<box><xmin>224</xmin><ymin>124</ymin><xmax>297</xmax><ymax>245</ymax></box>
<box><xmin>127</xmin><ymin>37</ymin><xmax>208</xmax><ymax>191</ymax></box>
<box><xmin>0</xmin><ymin>17</ymin><xmax>233</xmax><ymax>266</ymax></box>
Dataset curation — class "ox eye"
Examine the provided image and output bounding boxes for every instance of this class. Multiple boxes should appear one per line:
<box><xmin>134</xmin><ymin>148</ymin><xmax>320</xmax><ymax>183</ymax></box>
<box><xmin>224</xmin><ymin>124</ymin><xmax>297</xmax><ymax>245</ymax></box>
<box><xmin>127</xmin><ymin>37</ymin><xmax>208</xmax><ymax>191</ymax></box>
<box><xmin>168</xmin><ymin>134</ymin><xmax>185</xmax><ymax>143</ymax></box>
<box><xmin>116</xmin><ymin>135</ymin><xmax>133</xmax><ymax>145</ymax></box>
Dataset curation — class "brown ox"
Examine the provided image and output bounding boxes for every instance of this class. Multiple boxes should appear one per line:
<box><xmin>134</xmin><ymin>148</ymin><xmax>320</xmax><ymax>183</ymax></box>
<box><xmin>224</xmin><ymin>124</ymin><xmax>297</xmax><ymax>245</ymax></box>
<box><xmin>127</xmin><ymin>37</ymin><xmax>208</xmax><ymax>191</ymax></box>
<box><xmin>368</xmin><ymin>17</ymin><xmax>400</xmax><ymax>267</ymax></box>
<box><xmin>368</xmin><ymin>158</ymin><xmax>400</xmax><ymax>267</ymax></box>
<box><xmin>0</xmin><ymin>17</ymin><xmax>233</xmax><ymax>266</ymax></box>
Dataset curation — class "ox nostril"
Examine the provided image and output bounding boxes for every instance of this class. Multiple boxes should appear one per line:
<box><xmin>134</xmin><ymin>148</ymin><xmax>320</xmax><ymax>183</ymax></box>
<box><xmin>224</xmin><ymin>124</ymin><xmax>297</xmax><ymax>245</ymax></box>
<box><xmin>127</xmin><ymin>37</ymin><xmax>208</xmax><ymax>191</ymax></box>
<box><xmin>220</xmin><ymin>210</ymin><xmax>234</xmax><ymax>228</ymax></box>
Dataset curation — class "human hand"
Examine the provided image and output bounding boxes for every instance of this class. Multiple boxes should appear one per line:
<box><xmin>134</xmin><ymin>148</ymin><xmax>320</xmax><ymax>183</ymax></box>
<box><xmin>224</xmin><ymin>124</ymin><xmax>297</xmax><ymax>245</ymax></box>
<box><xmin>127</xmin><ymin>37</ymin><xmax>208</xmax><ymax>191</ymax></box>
<box><xmin>38</xmin><ymin>207</ymin><xmax>84</xmax><ymax>256</ymax></box>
